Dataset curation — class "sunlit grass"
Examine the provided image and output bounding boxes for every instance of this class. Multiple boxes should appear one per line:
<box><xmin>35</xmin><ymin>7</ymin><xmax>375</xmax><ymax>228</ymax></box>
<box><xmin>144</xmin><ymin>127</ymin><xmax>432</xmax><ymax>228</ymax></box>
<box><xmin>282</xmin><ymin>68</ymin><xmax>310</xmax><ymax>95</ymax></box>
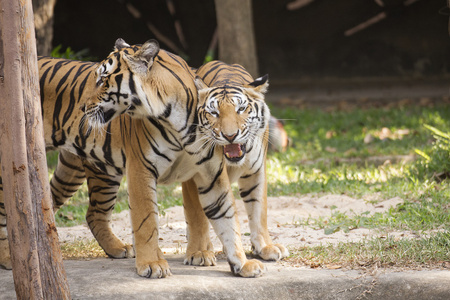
<box><xmin>287</xmin><ymin>231</ymin><xmax>450</xmax><ymax>269</ymax></box>
<box><xmin>49</xmin><ymin>103</ymin><xmax>450</xmax><ymax>265</ymax></box>
<box><xmin>60</xmin><ymin>240</ymin><xmax>106</xmax><ymax>260</ymax></box>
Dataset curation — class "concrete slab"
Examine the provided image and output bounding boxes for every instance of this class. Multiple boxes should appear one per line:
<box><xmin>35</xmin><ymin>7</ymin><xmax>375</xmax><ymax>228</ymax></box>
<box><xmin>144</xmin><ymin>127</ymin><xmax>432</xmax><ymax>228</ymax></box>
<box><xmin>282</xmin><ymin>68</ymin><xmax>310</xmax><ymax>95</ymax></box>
<box><xmin>1</xmin><ymin>256</ymin><xmax>449</xmax><ymax>299</ymax></box>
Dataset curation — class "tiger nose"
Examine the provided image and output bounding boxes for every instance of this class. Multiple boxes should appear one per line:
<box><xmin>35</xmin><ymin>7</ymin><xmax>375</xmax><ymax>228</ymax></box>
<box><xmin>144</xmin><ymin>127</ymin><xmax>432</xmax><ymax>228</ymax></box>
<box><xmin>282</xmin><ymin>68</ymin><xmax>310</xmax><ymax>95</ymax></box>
<box><xmin>223</xmin><ymin>132</ymin><xmax>237</xmax><ymax>143</ymax></box>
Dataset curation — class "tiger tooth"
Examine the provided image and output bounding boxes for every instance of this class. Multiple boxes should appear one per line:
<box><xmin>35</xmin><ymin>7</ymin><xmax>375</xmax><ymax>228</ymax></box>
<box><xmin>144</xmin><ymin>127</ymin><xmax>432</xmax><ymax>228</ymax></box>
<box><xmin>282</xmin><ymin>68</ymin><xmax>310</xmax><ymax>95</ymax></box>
<box><xmin>225</xmin><ymin>152</ymin><xmax>230</xmax><ymax>158</ymax></box>
<box><xmin>239</xmin><ymin>150</ymin><xmax>243</xmax><ymax>157</ymax></box>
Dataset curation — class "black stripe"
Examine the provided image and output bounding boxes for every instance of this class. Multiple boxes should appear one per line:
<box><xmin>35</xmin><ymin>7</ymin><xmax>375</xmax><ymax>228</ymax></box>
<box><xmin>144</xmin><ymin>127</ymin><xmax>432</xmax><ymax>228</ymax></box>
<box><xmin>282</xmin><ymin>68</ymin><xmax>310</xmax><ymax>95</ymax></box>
<box><xmin>198</xmin><ymin>162</ymin><xmax>224</xmax><ymax>195</ymax></box>
<box><xmin>240</xmin><ymin>184</ymin><xmax>259</xmax><ymax>198</ymax></box>
<box><xmin>55</xmin><ymin>65</ymin><xmax>75</xmax><ymax>94</ymax></box>
<box><xmin>203</xmin><ymin>192</ymin><xmax>227</xmax><ymax>219</ymax></box>
<box><xmin>195</xmin><ymin>145</ymin><xmax>215</xmax><ymax>165</ymax></box>
<box><xmin>49</xmin><ymin>60</ymin><xmax>68</xmax><ymax>83</ymax></box>
<box><xmin>243</xmin><ymin>198</ymin><xmax>259</xmax><ymax>203</ymax></box>
<box><xmin>102</xmin><ymin>123</ymin><xmax>114</xmax><ymax>166</ymax></box>
<box><xmin>52</xmin><ymin>173</ymin><xmax>84</xmax><ymax>187</ymax></box>
<box><xmin>58</xmin><ymin>154</ymin><xmax>84</xmax><ymax>174</ymax></box>
<box><xmin>155</xmin><ymin>58</ymin><xmax>194</xmax><ymax>131</ymax></box>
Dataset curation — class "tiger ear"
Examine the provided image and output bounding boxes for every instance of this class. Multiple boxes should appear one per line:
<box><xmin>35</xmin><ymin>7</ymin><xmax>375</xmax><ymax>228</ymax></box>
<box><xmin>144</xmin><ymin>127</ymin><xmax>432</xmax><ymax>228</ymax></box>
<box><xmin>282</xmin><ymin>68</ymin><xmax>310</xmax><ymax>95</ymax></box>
<box><xmin>124</xmin><ymin>39</ymin><xmax>160</xmax><ymax>75</ymax></box>
<box><xmin>246</xmin><ymin>74</ymin><xmax>269</xmax><ymax>95</ymax></box>
<box><xmin>114</xmin><ymin>38</ymin><xmax>130</xmax><ymax>50</ymax></box>
<box><xmin>195</xmin><ymin>77</ymin><xmax>208</xmax><ymax>90</ymax></box>
<box><xmin>195</xmin><ymin>77</ymin><xmax>211</xmax><ymax>104</ymax></box>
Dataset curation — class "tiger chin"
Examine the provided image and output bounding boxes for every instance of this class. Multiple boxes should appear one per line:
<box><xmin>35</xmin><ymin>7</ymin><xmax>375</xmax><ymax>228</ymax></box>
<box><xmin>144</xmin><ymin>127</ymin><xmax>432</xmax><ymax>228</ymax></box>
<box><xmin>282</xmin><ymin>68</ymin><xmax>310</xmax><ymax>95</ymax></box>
<box><xmin>182</xmin><ymin>61</ymin><xmax>289</xmax><ymax>268</ymax></box>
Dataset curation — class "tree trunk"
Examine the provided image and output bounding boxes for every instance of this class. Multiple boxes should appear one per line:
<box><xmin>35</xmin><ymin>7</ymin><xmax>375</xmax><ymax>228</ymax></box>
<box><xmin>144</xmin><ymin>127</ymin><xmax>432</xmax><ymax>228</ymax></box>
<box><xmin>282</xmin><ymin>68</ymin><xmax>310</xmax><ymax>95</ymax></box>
<box><xmin>32</xmin><ymin>0</ymin><xmax>57</xmax><ymax>56</ymax></box>
<box><xmin>0</xmin><ymin>0</ymin><xmax>70</xmax><ymax>298</ymax></box>
<box><xmin>214</xmin><ymin>0</ymin><xmax>259</xmax><ymax>77</ymax></box>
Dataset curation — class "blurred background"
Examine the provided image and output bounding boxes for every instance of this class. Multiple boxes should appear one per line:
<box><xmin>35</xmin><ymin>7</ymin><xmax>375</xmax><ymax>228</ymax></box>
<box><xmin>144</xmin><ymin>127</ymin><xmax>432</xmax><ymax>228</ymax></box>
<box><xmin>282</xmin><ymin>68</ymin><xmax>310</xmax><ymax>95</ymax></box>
<box><xmin>35</xmin><ymin>0</ymin><xmax>450</xmax><ymax>82</ymax></box>
<box><xmin>34</xmin><ymin>0</ymin><xmax>450</xmax><ymax>238</ymax></box>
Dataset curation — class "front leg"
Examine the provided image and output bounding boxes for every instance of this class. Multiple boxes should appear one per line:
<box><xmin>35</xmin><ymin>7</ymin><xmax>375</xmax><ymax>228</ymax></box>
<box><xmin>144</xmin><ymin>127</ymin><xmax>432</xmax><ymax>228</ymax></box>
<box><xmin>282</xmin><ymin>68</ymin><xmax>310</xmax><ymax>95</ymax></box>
<box><xmin>194</xmin><ymin>167</ymin><xmax>265</xmax><ymax>278</ymax></box>
<box><xmin>182</xmin><ymin>179</ymin><xmax>216</xmax><ymax>266</ymax></box>
<box><xmin>127</xmin><ymin>163</ymin><xmax>171</xmax><ymax>278</ymax></box>
<box><xmin>238</xmin><ymin>160</ymin><xmax>289</xmax><ymax>261</ymax></box>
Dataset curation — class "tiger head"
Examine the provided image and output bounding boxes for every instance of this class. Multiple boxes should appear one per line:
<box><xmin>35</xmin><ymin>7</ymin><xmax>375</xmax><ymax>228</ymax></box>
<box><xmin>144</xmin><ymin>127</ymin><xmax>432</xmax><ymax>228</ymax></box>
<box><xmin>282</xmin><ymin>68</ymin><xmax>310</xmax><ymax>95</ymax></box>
<box><xmin>84</xmin><ymin>38</ymin><xmax>191</xmax><ymax>128</ymax></box>
<box><xmin>196</xmin><ymin>75</ymin><xmax>270</xmax><ymax>166</ymax></box>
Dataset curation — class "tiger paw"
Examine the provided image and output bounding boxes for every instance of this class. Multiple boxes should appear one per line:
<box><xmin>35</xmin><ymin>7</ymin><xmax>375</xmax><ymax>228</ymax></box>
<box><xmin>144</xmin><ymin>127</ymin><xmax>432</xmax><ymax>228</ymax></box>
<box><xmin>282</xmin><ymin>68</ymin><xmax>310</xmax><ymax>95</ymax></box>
<box><xmin>257</xmin><ymin>243</ymin><xmax>290</xmax><ymax>261</ymax></box>
<box><xmin>0</xmin><ymin>256</ymin><xmax>12</xmax><ymax>270</ymax></box>
<box><xmin>274</xmin><ymin>243</ymin><xmax>290</xmax><ymax>258</ymax></box>
<box><xmin>136</xmin><ymin>259</ymin><xmax>172</xmax><ymax>278</ymax></box>
<box><xmin>184</xmin><ymin>250</ymin><xmax>217</xmax><ymax>266</ymax></box>
<box><xmin>233</xmin><ymin>259</ymin><xmax>265</xmax><ymax>278</ymax></box>
<box><xmin>105</xmin><ymin>244</ymin><xmax>135</xmax><ymax>259</ymax></box>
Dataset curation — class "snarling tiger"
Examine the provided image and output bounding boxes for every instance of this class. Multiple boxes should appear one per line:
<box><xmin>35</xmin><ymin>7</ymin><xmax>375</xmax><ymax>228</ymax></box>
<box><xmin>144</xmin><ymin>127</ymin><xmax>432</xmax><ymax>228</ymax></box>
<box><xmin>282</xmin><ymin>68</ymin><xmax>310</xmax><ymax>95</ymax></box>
<box><xmin>0</xmin><ymin>39</ymin><xmax>265</xmax><ymax>278</ymax></box>
<box><xmin>182</xmin><ymin>61</ymin><xmax>289</xmax><ymax>266</ymax></box>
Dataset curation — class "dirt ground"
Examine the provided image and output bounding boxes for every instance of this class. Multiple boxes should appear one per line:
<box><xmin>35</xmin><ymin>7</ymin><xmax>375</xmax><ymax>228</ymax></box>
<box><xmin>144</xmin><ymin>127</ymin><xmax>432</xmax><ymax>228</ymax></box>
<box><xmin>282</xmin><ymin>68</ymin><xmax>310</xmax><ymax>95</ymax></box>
<box><xmin>57</xmin><ymin>193</ymin><xmax>414</xmax><ymax>255</ymax></box>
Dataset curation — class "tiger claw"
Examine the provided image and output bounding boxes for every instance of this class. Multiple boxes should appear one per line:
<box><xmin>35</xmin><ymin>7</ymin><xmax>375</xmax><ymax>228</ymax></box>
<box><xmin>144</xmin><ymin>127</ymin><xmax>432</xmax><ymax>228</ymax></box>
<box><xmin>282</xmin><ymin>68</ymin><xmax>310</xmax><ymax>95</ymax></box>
<box><xmin>136</xmin><ymin>259</ymin><xmax>172</xmax><ymax>279</ymax></box>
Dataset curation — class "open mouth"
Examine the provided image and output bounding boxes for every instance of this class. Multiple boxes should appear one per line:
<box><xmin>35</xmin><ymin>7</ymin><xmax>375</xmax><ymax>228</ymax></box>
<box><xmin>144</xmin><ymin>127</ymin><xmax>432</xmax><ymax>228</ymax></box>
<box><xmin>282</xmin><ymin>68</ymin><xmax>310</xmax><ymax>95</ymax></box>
<box><xmin>223</xmin><ymin>143</ymin><xmax>246</xmax><ymax>162</ymax></box>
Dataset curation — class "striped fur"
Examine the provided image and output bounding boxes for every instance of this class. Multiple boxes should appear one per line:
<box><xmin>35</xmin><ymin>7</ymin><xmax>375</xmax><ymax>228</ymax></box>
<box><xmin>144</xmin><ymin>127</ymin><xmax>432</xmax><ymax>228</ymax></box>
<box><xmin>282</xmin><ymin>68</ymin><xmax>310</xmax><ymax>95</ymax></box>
<box><xmin>183</xmin><ymin>61</ymin><xmax>289</xmax><ymax>266</ymax></box>
<box><xmin>0</xmin><ymin>41</ymin><xmax>265</xmax><ymax>278</ymax></box>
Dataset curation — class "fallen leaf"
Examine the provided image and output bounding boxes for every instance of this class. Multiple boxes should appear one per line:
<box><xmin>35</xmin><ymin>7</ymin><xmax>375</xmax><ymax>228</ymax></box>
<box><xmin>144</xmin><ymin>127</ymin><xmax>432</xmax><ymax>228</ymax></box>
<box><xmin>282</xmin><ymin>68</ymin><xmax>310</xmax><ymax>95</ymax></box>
<box><xmin>326</xmin><ymin>264</ymin><xmax>342</xmax><ymax>270</ymax></box>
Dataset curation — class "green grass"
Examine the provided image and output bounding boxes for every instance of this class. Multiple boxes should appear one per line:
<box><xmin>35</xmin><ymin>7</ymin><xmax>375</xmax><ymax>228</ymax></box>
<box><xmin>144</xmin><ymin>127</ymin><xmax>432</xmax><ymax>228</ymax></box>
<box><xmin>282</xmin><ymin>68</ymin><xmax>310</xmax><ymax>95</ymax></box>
<box><xmin>265</xmin><ymin>104</ymin><xmax>450</xmax><ymax>268</ymax></box>
<box><xmin>51</xmin><ymin>103</ymin><xmax>450</xmax><ymax>267</ymax></box>
<box><xmin>287</xmin><ymin>231</ymin><xmax>450</xmax><ymax>269</ymax></box>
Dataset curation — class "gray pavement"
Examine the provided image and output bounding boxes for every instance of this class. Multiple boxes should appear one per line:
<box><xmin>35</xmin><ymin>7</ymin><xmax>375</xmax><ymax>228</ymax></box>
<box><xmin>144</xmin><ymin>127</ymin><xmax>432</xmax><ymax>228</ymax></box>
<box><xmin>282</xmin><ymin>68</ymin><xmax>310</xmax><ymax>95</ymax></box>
<box><xmin>1</xmin><ymin>256</ymin><xmax>450</xmax><ymax>299</ymax></box>
<box><xmin>2</xmin><ymin>80</ymin><xmax>450</xmax><ymax>299</ymax></box>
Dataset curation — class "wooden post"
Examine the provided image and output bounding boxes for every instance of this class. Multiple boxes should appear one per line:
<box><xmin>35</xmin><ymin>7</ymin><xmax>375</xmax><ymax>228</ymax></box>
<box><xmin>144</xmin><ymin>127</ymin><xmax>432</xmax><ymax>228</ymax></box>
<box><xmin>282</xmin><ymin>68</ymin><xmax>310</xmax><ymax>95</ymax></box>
<box><xmin>32</xmin><ymin>0</ymin><xmax>57</xmax><ymax>56</ymax></box>
<box><xmin>0</xmin><ymin>0</ymin><xmax>71</xmax><ymax>298</ymax></box>
<box><xmin>214</xmin><ymin>0</ymin><xmax>259</xmax><ymax>77</ymax></box>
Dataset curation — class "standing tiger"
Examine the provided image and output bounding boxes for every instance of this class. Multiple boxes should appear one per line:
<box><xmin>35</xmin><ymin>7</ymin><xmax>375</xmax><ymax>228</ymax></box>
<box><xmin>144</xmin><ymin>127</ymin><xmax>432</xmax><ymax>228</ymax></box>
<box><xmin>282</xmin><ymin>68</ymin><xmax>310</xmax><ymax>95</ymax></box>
<box><xmin>182</xmin><ymin>61</ymin><xmax>289</xmax><ymax>266</ymax></box>
<box><xmin>0</xmin><ymin>39</ymin><xmax>265</xmax><ymax>278</ymax></box>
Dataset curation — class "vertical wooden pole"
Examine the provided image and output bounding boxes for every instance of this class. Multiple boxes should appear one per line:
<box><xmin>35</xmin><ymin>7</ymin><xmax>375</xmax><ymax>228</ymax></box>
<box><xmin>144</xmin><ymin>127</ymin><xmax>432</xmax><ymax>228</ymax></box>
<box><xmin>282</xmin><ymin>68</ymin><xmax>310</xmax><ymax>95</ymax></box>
<box><xmin>0</xmin><ymin>0</ymin><xmax>71</xmax><ymax>299</ymax></box>
<box><xmin>214</xmin><ymin>0</ymin><xmax>259</xmax><ymax>77</ymax></box>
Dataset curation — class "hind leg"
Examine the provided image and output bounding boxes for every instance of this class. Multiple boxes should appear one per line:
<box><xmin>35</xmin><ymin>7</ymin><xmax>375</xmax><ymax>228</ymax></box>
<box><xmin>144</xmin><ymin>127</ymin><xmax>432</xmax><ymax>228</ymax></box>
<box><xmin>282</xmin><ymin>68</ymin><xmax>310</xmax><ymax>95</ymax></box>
<box><xmin>84</xmin><ymin>162</ymin><xmax>134</xmax><ymax>258</ymax></box>
<box><xmin>50</xmin><ymin>150</ymin><xmax>86</xmax><ymax>211</ymax></box>
<box><xmin>182</xmin><ymin>179</ymin><xmax>216</xmax><ymax>266</ymax></box>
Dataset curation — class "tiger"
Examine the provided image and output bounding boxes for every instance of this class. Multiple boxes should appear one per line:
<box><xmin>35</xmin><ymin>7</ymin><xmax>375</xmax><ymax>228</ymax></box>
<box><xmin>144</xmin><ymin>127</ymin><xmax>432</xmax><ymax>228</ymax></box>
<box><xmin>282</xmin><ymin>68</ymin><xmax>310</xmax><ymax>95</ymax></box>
<box><xmin>0</xmin><ymin>39</ymin><xmax>265</xmax><ymax>278</ymax></box>
<box><xmin>0</xmin><ymin>38</ymin><xmax>164</xmax><ymax>270</ymax></box>
<box><xmin>182</xmin><ymin>61</ymin><xmax>289</xmax><ymax>267</ymax></box>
